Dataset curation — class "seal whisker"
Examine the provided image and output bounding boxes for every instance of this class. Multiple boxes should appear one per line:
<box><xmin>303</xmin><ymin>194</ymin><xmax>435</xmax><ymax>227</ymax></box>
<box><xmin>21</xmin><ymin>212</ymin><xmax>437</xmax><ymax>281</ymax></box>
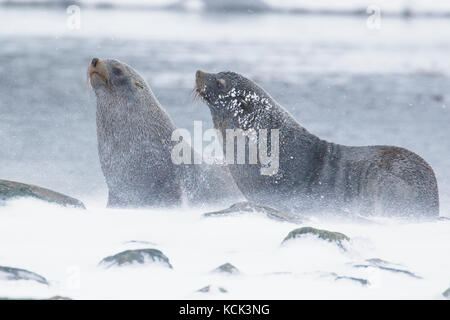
<box><xmin>192</xmin><ymin>87</ymin><xmax>208</xmax><ymax>104</ymax></box>
<box><xmin>86</xmin><ymin>68</ymin><xmax>95</xmax><ymax>98</ymax></box>
<box><xmin>192</xmin><ymin>87</ymin><xmax>201</xmax><ymax>103</ymax></box>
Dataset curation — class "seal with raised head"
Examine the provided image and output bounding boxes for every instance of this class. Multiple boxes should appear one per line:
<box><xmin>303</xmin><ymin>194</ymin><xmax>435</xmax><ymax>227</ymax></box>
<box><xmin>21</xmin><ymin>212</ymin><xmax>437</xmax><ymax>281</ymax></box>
<box><xmin>195</xmin><ymin>70</ymin><xmax>439</xmax><ymax>217</ymax></box>
<box><xmin>89</xmin><ymin>58</ymin><xmax>182</xmax><ymax>207</ymax></box>
<box><xmin>89</xmin><ymin>59</ymin><xmax>241</xmax><ymax>208</ymax></box>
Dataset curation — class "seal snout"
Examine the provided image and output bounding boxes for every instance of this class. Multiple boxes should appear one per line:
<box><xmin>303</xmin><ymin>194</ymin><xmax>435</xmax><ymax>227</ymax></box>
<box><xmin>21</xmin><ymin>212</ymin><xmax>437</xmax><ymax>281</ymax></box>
<box><xmin>91</xmin><ymin>58</ymin><xmax>99</xmax><ymax>67</ymax></box>
<box><xmin>195</xmin><ymin>70</ymin><xmax>210</xmax><ymax>93</ymax></box>
<box><xmin>89</xmin><ymin>57</ymin><xmax>110</xmax><ymax>88</ymax></box>
<box><xmin>196</xmin><ymin>69</ymin><xmax>207</xmax><ymax>80</ymax></box>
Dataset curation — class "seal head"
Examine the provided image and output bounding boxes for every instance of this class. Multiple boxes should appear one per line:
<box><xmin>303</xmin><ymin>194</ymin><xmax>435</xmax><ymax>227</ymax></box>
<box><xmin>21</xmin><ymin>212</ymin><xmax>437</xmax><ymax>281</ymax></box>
<box><xmin>195</xmin><ymin>70</ymin><xmax>290</xmax><ymax>131</ymax></box>
<box><xmin>89</xmin><ymin>58</ymin><xmax>147</xmax><ymax>98</ymax></box>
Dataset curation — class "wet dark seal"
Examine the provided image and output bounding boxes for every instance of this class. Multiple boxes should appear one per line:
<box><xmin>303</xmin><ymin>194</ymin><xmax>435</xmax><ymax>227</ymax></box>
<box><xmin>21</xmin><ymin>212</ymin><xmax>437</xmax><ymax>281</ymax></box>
<box><xmin>89</xmin><ymin>59</ymin><xmax>241</xmax><ymax>208</ymax></box>
<box><xmin>195</xmin><ymin>70</ymin><xmax>439</xmax><ymax>217</ymax></box>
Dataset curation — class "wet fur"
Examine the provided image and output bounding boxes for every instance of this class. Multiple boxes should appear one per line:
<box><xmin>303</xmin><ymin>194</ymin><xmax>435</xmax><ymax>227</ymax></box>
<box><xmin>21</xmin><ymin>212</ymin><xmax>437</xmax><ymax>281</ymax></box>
<box><xmin>93</xmin><ymin>60</ymin><xmax>181</xmax><ymax>207</ymax></box>
<box><xmin>197</xmin><ymin>71</ymin><xmax>439</xmax><ymax>217</ymax></box>
<box><xmin>92</xmin><ymin>60</ymin><xmax>242</xmax><ymax>208</ymax></box>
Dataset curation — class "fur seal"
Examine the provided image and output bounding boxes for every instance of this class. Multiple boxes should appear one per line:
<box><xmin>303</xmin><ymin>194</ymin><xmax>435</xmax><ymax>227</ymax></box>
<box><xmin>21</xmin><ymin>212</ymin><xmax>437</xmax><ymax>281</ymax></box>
<box><xmin>195</xmin><ymin>70</ymin><xmax>439</xmax><ymax>217</ymax></box>
<box><xmin>89</xmin><ymin>59</ymin><xmax>241</xmax><ymax>208</ymax></box>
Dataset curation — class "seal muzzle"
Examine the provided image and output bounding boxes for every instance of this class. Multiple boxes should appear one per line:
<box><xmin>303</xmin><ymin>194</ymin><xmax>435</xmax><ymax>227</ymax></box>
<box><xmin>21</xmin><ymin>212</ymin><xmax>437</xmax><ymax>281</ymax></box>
<box><xmin>89</xmin><ymin>58</ymin><xmax>110</xmax><ymax>88</ymax></box>
<box><xmin>195</xmin><ymin>70</ymin><xmax>209</xmax><ymax>93</ymax></box>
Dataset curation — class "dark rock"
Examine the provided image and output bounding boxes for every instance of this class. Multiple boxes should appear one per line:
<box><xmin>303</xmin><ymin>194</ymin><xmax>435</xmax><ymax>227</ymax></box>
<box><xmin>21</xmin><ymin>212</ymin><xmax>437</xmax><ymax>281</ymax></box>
<box><xmin>0</xmin><ymin>295</ymin><xmax>72</xmax><ymax>300</ymax></box>
<box><xmin>0</xmin><ymin>179</ymin><xmax>85</xmax><ymax>209</ymax></box>
<box><xmin>334</xmin><ymin>275</ymin><xmax>370</xmax><ymax>286</ymax></box>
<box><xmin>282</xmin><ymin>227</ymin><xmax>350</xmax><ymax>249</ymax></box>
<box><xmin>197</xmin><ymin>285</ymin><xmax>227</xmax><ymax>293</ymax></box>
<box><xmin>99</xmin><ymin>248</ymin><xmax>173</xmax><ymax>269</ymax></box>
<box><xmin>354</xmin><ymin>258</ymin><xmax>422</xmax><ymax>279</ymax></box>
<box><xmin>48</xmin><ymin>295</ymin><xmax>72</xmax><ymax>300</ymax></box>
<box><xmin>203</xmin><ymin>201</ymin><xmax>302</xmax><ymax>223</ymax></box>
<box><xmin>212</xmin><ymin>263</ymin><xmax>239</xmax><ymax>275</ymax></box>
<box><xmin>443</xmin><ymin>288</ymin><xmax>450</xmax><ymax>299</ymax></box>
<box><xmin>202</xmin><ymin>0</ymin><xmax>269</xmax><ymax>13</ymax></box>
<box><xmin>365</xmin><ymin>258</ymin><xmax>391</xmax><ymax>266</ymax></box>
<box><xmin>197</xmin><ymin>285</ymin><xmax>211</xmax><ymax>293</ymax></box>
<box><xmin>0</xmin><ymin>266</ymin><xmax>48</xmax><ymax>285</ymax></box>
<box><xmin>357</xmin><ymin>265</ymin><xmax>421</xmax><ymax>279</ymax></box>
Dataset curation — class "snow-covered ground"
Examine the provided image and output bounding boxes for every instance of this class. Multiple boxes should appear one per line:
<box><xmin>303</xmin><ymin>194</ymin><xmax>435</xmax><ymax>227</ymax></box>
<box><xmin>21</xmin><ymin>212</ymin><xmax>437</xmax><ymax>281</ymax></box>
<box><xmin>0</xmin><ymin>199</ymin><xmax>449</xmax><ymax>299</ymax></box>
<box><xmin>0</xmin><ymin>6</ymin><xmax>449</xmax><ymax>299</ymax></box>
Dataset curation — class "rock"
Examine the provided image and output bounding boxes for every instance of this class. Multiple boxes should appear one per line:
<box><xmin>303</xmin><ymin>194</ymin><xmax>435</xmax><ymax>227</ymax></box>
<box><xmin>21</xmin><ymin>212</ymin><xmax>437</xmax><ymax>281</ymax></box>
<box><xmin>365</xmin><ymin>258</ymin><xmax>391</xmax><ymax>266</ymax></box>
<box><xmin>203</xmin><ymin>201</ymin><xmax>302</xmax><ymax>223</ymax></box>
<box><xmin>48</xmin><ymin>295</ymin><xmax>72</xmax><ymax>300</ymax></box>
<box><xmin>197</xmin><ymin>285</ymin><xmax>228</xmax><ymax>294</ymax></box>
<box><xmin>354</xmin><ymin>264</ymin><xmax>421</xmax><ymax>279</ymax></box>
<box><xmin>197</xmin><ymin>285</ymin><xmax>211</xmax><ymax>293</ymax></box>
<box><xmin>99</xmin><ymin>248</ymin><xmax>173</xmax><ymax>269</ymax></box>
<box><xmin>0</xmin><ymin>295</ymin><xmax>71</xmax><ymax>300</ymax></box>
<box><xmin>353</xmin><ymin>258</ymin><xmax>422</xmax><ymax>279</ymax></box>
<box><xmin>334</xmin><ymin>275</ymin><xmax>370</xmax><ymax>286</ymax></box>
<box><xmin>282</xmin><ymin>227</ymin><xmax>350</xmax><ymax>249</ymax></box>
<box><xmin>0</xmin><ymin>266</ymin><xmax>48</xmax><ymax>285</ymax></box>
<box><xmin>212</xmin><ymin>263</ymin><xmax>240</xmax><ymax>275</ymax></box>
<box><xmin>202</xmin><ymin>0</ymin><xmax>269</xmax><ymax>13</ymax></box>
<box><xmin>0</xmin><ymin>179</ymin><xmax>85</xmax><ymax>209</ymax></box>
<box><xmin>443</xmin><ymin>288</ymin><xmax>450</xmax><ymax>299</ymax></box>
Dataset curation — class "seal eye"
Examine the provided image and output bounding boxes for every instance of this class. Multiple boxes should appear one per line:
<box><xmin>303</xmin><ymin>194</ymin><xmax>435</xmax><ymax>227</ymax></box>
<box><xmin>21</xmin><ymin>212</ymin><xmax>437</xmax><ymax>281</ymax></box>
<box><xmin>216</xmin><ymin>78</ymin><xmax>226</xmax><ymax>90</ymax></box>
<box><xmin>112</xmin><ymin>67</ymin><xmax>123</xmax><ymax>76</ymax></box>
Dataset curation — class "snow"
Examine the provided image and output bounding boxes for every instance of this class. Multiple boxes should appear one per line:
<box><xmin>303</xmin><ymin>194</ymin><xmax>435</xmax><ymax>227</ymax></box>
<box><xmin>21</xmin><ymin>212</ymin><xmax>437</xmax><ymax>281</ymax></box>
<box><xmin>0</xmin><ymin>198</ymin><xmax>449</xmax><ymax>299</ymax></box>
<box><xmin>0</xmin><ymin>5</ymin><xmax>449</xmax><ymax>299</ymax></box>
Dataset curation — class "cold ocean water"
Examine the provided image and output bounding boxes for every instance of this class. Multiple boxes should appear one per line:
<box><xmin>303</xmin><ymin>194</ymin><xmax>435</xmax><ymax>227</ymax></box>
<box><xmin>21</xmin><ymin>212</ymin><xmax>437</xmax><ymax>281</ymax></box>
<box><xmin>0</xmin><ymin>5</ymin><xmax>449</xmax><ymax>299</ymax></box>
